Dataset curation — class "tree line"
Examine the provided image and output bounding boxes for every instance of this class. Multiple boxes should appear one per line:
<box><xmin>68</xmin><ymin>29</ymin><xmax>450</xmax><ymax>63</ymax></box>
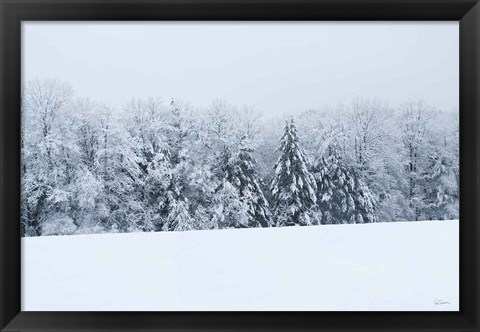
<box><xmin>21</xmin><ymin>79</ymin><xmax>459</xmax><ymax>236</ymax></box>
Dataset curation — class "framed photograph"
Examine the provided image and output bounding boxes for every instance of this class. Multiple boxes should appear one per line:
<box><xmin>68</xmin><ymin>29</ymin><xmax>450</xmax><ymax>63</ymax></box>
<box><xmin>1</xmin><ymin>0</ymin><xmax>479</xmax><ymax>331</ymax></box>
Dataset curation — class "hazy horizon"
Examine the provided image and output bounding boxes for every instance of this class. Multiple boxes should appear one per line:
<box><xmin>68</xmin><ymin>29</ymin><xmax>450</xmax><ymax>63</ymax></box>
<box><xmin>23</xmin><ymin>22</ymin><xmax>459</xmax><ymax>116</ymax></box>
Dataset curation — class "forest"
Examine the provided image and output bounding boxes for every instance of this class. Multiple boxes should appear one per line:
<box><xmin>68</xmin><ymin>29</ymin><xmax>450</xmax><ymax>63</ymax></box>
<box><xmin>20</xmin><ymin>79</ymin><xmax>459</xmax><ymax>236</ymax></box>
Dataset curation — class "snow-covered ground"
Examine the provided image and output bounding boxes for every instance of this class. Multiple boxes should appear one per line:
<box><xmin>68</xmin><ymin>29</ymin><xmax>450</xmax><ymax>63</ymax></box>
<box><xmin>22</xmin><ymin>220</ymin><xmax>459</xmax><ymax>311</ymax></box>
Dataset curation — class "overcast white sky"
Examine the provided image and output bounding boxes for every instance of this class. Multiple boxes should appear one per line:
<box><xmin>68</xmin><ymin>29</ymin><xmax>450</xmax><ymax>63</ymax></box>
<box><xmin>23</xmin><ymin>22</ymin><xmax>458</xmax><ymax>117</ymax></box>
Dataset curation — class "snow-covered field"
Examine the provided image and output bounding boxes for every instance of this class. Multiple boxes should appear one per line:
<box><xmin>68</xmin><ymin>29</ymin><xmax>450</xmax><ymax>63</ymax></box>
<box><xmin>22</xmin><ymin>220</ymin><xmax>459</xmax><ymax>311</ymax></box>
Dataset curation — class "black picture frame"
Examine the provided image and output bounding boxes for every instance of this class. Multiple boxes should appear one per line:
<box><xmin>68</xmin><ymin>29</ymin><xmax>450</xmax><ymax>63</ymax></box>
<box><xmin>1</xmin><ymin>0</ymin><xmax>479</xmax><ymax>331</ymax></box>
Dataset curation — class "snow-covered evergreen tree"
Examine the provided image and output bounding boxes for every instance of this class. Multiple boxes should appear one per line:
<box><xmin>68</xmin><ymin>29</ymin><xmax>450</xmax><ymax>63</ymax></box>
<box><xmin>123</xmin><ymin>99</ymin><xmax>193</xmax><ymax>232</ymax></box>
<box><xmin>166</xmin><ymin>199</ymin><xmax>193</xmax><ymax>231</ymax></box>
<box><xmin>314</xmin><ymin>150</ymin><xmax>377</xmax><ymax>224</ymax></box>
<box><xmin>419</xmin><ymin>138</ymin><xmax>458</xmax><ymax>220</ymax></box>
<box><xmin>270</xmin><ymin>117</ymin><xmax>317</xmax><ymax>226</ymax></box>
<box><xmin>226</xmin><ymin>137</ymin><xmax>272</xmax><ymax>228</ymax></box>
<box><xmin>211</xmin><ymin>180</ymin><xmax>249</xmax><ymax>229</ymax></box>
<box><xmin>399</xmin><ymin>101</ymin><xmax>432</xmax><ymax>221</ymax></box>
<box><xmin>20</xmin><ymin>79</ymin><xmax>460</xmax><ymax>236</ymax></box>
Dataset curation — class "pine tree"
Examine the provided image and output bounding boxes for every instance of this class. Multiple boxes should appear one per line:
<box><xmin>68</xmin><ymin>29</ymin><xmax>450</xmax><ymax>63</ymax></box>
<box><xmin>166</xmin><ymin>99</ymin><xmax>187</xmax><ymax>165</ymax></box>
<box><xmin>399</xmin><ymin>101</ymin><xmax>431</xmax><ymax>221</ymax></box>
<box><xmin>141</xmin><ymin>144</ymin><xmax>174</xmax><ymax>231</ymax></box>
<box><xmin>270</xmin><ymin>117</ymin><xmax>317</xmax><ymax>226</ymax></box>
<box><xmin>226</xmin><ymin>138</ymin><xmax>272</xmax><ymax>228</ymax></box>
<box><xmin>211</xmin><ymin>180</ymin><xmax>249</xmax><ymax>229</ymax></box>
<box><xmin>314</xmin><ymin>150</ymin><xmax>377</xmax><ymax>224</ymax></box>
<box><xmin>166</xmin><ymin>199</ymin><xmax>193</xmax><ymax>231</ymax></box>
<box><xmin>147</xmin><ymin>147</ymin><xmax>195</xmax><ymax>232</ymax></box>
<box><xmin>419</xmin><ymin>141</ymin><xmax>458</xmax><ymax>220</ymax></box>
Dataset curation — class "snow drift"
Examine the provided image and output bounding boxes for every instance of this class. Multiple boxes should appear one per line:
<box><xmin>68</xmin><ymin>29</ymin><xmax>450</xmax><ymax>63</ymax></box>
<box><xmin>22</xmin><ymin>220</ymin><xmax>458</xmax><ymax>311</ymax></box>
